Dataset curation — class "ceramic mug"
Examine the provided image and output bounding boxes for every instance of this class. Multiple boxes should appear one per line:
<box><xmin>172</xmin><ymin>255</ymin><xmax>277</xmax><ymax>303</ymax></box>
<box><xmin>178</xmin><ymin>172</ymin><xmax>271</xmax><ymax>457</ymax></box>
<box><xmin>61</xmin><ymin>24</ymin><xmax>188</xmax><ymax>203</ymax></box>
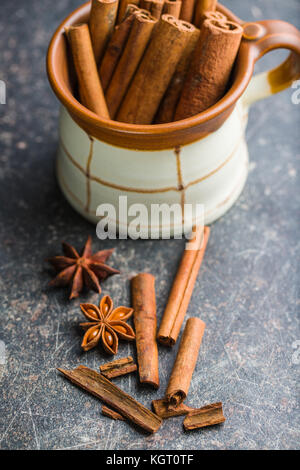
<box><xmin>47</xmin><ymin>2</ymin><xmax>300</xmax><ymax>237</ymax></box>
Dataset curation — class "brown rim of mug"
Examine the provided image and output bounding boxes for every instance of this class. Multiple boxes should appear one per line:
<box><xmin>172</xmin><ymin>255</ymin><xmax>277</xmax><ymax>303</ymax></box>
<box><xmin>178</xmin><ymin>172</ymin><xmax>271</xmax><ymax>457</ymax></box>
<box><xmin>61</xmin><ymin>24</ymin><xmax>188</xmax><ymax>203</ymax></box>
<box><xmin>47</xmin><ymin>2</ymin><xmax>300</xmax><ymax>150</ymax></box>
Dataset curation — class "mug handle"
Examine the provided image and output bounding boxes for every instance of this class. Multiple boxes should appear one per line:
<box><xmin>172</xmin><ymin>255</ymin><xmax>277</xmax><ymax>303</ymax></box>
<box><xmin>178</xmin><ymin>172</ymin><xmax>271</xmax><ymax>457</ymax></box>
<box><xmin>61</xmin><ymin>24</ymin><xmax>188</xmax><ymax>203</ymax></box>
<box><xmin>240</xmin><ymin>20</ymin><xmax>300</xmax><ymax>108</ymax></box>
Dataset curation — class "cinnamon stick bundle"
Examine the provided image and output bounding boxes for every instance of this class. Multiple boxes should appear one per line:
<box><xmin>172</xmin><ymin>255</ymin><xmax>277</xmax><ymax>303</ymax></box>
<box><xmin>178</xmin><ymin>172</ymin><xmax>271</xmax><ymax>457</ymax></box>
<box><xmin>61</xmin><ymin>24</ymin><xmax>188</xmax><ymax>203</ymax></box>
<box><xmin>155</xmin><ymin>25</ymin><xmax>199</xmax><ymax>123</ymax></box>
<box><xmin>117</xmin><ymin>15</ymin><xmax>193</xmax><ymax>124</ymax></box>
<box><xmin>183</xmin><ymin>402</ymin><xmax>225</xmax><ymax>430</ymax></box>
<box><xmin>89</xmin><ymin>0</ymin><xmax>119</xmax><ymax>64</ymax></box>
<box><xmin>193</xmin><ymin>0</ymin><xmax>217</xmax><ymax>28</ymax></box>
<box><xmin>175</xmin><ymin>19</ymin><xmax>243</xmax><ymax>120</ymax></box>
<box><xmin>58</xmin><ymin>366</ymin><xmax>162</xmax><ymax>433</ymax></box>
<box><xmin>106</xmin><ymin>11</ymin><xmax>157</xmax><ymax>118</ymax></box>
<box><xmin>99</xmin><ymin>6</ymin><xmax>140</xmax><ymax>91</ymax></box>
<box><xmin>162</xmin><ymin>0</ymin><xmax>182</xmax><ymax>19</ymax></box>
<box><xmin>158</xmin><ymin>226</ymin><xmax>210</xmax><ymax>346</ymax></box>
<box><xmin>179</xmin><ymin>0</ymin><xmax>195</xmax><ymax>22</ymax></box>
<box><xmin>131</xmin><ymin>273</ymin><xmax>159</xmax><ymax>388</ymax></box>
<box><xmin>65</xmin><ymin>24</ymin><xmax>110</xmax><ymax>119</ymax></box>
<box><xmin>117</xmin><ymin>0</ymin><xmax>140</xmax><ymax>23</ymax></box>
<box><xmin>165</xmin><ymin>317</ymin><xmax>205</xmax><ymax>406</ymax></box>
<box><xmin>152</xmin><ymin>398</ymin><xmax>195</xmax><ymax>418</ymax></box>
<box><xmin>100</xmin><ymin>356</ymin><xmax>137</xmax><ymax>379</ymax></box>
<box><xmin>140</xmin><ymin>0</ymin><xmax>164</xmax><ymax>19</ymax></box>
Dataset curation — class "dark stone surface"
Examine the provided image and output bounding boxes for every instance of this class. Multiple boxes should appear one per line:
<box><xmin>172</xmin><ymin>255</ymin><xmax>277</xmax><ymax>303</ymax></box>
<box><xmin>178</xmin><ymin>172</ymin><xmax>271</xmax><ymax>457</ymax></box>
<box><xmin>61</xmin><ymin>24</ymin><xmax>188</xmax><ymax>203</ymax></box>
<box><xmin>0</xmin><ymin>0</ymin><xmax>299</xmax><ymax>450</ymax></box>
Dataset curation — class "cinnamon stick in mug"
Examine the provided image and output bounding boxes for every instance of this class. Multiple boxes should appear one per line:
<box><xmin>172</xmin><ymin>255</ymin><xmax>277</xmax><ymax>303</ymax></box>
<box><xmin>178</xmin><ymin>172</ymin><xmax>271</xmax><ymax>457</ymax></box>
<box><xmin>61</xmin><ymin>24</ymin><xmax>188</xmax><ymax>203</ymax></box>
<box><xmin>155</xmin><ymin>25</ymin><xmax>199</xmax><ymax>123</ymax></box>
<box><xmin>131</xmin><ymin>273</ymin><xmax>159</xmax><ymax>388</ymax></box>
<box><xmin>106</xmin><ymin>11</ymin><xmax>157</xmax><ymax>118</ymax></box>
<box><xmin>89</xmin><ymin>0</ymin><xmax>119</xmax><ymax>64</ymax></box>
<box><xmin>165</xmin><ymin>317</ymin><xmax>205</xmax><ymax>406</ymax></box>
<box><xmin>140</xmin><ymin>0</ymin><xmax>164</xmax><ymax>19</ymax></box>
<box><xmin>194</xmin><ymin>0</ymin><xmax>217</xmax><ymax>28</ymax></box>
<box><xmin>117</xmin><ymin>15</ymin><xmax>193</xmax><ymax>124</ymax></box>
<box><xmin>162</xmin><ymin>0</ymin><xmax>182</xmax><ymax>19</ymax></box>
<box><xmin>99</xmin><ymin>5</ymin><xmax>140</xmax><ymax>91</ymax></box>
<box><xmin>175</xmin><ymin>19</ymin><xmax>243</xmax><ymax>120</ymax></box>
<box><xmin>158</xmin><ymin>226</ymin><xmax>210</xmax><ymax>346</ymax></box>
<box><xmin>65</xmin><ymin>24</ymin><xmax>110</xmax><ymax>119</ymax></box>
<box><xmin>179</xmin><ymin>0</ymin><xmax>195</xmax><ymax>22</ymax></box>
<box><xmin>117</xmin><ymin>0</ymin><xmax>140</xmax><ymax>23</ymax></box>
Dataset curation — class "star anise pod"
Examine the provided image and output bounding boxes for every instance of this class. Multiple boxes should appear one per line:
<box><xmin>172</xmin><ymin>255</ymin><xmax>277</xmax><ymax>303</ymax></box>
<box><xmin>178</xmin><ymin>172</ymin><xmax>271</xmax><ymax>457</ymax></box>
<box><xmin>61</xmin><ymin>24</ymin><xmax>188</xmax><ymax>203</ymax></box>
<box><xmin>80</xmin><ymin>295</ymin><xmax>135</xmax><ymax>355</ymax></box>
<box><xmin>47</xmin><ymin>236</ymin><xmax>120</xmax><ymax>299</ymax></box>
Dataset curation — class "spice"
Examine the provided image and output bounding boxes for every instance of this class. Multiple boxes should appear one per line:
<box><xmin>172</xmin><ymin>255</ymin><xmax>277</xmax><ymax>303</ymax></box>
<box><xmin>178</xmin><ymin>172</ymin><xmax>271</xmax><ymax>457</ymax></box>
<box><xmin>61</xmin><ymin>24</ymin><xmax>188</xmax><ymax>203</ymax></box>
<box><xmin>179</xmin><ymin>0</ymin><xmax>195</xmax><ymax>22</ymax></box>
<box><xmin>65</xmin><ymin>24</ymin><xmax>110</xmax><ymax>119</ymax></box>
<box><xmin>106</xmin><ymin>11</ymin><xmax>157</xmax><ymax>118</ymax></box>
<box><xmin>158</xmin><ymin>226</ymin><xmax>210</xmax><ymax>346</ymax></box>
<box><xmin>89</xmin><ymin>0</ymin><xmax>119</xmax><ymax>64</ymax></box>
<box><xmin>102</xmin><ymin>405</ymin><xmax>125</xmax><ymax>420</ymax></box>
<box><xmin>175</xmin><ymin>19</ymin><xmax>243</xmax><ymax>120</ymax></box>
<box><xmin>183</xmin><ymin>402</ymin><xmax>225</xmax><ymax>430</ymax></box>
<box><xmin>131</xmin><ymin>273</ymin><xmax>159</xmax><ymax>388</ymax></box>
<box><xmin>99</xmin><ymin>7</ymin><xmax>140</xmax><ymax>91</ymax></box>
<box><xmin>155</xmin><ymin>25</ymin><xmax>200</xmax><ymax>123</ymax></box>
<box><xmin>100</xmin><ymin>356</ymin><xmax>137</xmax><ymax>378</ymax></box>
<box><xmin>202</xmin><ymin>10</ymin><xmax>227</xmax><ymax>22</ymax></box>
<box><xmin>117</xmin><ymin>15</ymin><xmax>193</xmax><ymax>124</ymax></box>
<box><xmin>140</xmin><ymin>0</ymin><xmax>164</xmax><ymax>19</ymax></box>
<box><xmin>80</xmin><ymin>295</ymin><xmax>135</xmax><ymax>355</ymax></box>
<box><xmin>165</xmin><ymin>317</ymin><xmax>205</xmax><ymax>406</ymax></box>
<box><xmin>162</xmin><ymin>0</ymin><xmax>182</xmax><ymax>19</ymax></box>
<box><xmin>193</xmin><ymin>0</ymin><xmax>217</xmax><ymax>28</ymax></box>
<box><xmin>117</xmin><ymin>0</ymin><xmax>140</xmax><ymax>23</ymax></box>
<box><xmin>57</xmin><ymin>366</ymin><xmax>162</xmax><ymax>433</ymax></box>
<box><xmin>47</xmin><ymin>236</ymin><xmax>119</xmax><ymax>299</ymax></box>
<box><xmin>152</xmin><ymin>399</ymin><xmax>194</xmax><ymax>418</ymax></box>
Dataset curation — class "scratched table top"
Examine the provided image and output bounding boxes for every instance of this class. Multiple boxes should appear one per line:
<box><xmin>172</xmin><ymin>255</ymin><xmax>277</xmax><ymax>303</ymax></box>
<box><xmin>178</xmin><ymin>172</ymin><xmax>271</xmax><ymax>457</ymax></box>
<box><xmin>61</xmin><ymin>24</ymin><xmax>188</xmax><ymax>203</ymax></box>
<box><xmin>0</xmin><ymin>0</ymin><xmax>299</xmax><ymax>450</ymax></box>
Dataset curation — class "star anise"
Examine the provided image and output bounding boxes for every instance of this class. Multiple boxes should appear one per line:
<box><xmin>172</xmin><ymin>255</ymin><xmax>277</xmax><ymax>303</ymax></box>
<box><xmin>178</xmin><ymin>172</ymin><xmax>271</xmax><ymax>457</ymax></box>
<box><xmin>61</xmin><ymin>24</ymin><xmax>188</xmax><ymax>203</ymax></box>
<box><xmin>80</xmin><ymin>295</ymin><xmax>135</xmax><ymax>355</ymax></box>
<box><xmin>47</xmin><ymin>236</ymin><xmax>120</xmax><ymax>299</ymax></box>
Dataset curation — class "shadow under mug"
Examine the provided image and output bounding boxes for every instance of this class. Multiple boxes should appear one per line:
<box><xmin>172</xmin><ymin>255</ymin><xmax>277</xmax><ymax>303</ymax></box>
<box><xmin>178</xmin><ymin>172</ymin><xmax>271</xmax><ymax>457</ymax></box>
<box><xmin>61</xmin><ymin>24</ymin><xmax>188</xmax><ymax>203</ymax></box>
<box><xmin>47</xmin><ymin>2</ymin><xmax>300</xmax><ymax>237</ymax></box>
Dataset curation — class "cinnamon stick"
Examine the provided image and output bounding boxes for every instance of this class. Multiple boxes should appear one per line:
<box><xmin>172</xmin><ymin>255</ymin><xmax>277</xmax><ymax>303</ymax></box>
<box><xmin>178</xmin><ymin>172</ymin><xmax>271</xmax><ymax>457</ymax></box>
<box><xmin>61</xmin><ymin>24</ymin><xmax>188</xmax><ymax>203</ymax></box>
<box><xmin>162</xmin><ymin>0</ymin><xmax>182</xmax><ymax>19</ymax></box>
<box><xmin>100</xmin><ymin>356</ymin><xmax>137</xmax><ymax>379</ymax></box>
<box><xmin>117</xmin><ymin>15</ymin><xmax>193</xmax><ymax>124</ymax></box>
<box><xmin>65</xmin><ymin>24</ymin><xmax>110</xmax><ymax>119</ymax></box>
<box><xmin>202</xmin><ymin>10</ymin><xmax>227</xmax><ymax>22</ymax></box>
<box><xmin>179</xmin><ymin>0</ymin><xmax>195</xmax><ymax>22</ymax></box>
<box><xmin>152</xmin><ymin>398</ymin><xmax>194</xmax><ymax>418</ymax></box>
<box><xmin>89</xmin><ymin>0</ymin><xmax>119</xmax><ymax>64</ymax></box>
<box><xmin>155</xmin><ymin>25</ymin><xmax>199</xmax><ymax>123</ymax></box>
<box><xmin>106</xmin><ymin>11</ymin><xmax>157</xmax><ymax>118</ymax></box>
<box><xmin>165</xmin><ymin>317</ymin><xmax>205</xmax><ymax>406</ymax></box>
<box><xmin>183</xmin><ymin>402</ymin><xmax>225</xmax><ymax>430</ymax></box>
<box><xmin>175</xmin><ymin>19</ymin><xmax>243</xmax><ymax>120</ymax></box>
<box><xmin>140</xmin><ymin>0</ymin><xmax>164</xmax><ymax>19</ymax></box>
<box><xmin>58</xmin><ymin>366</ymin><xmax>162</xmax><ymax>433</ymax></box>
<box><xmin>117</xmin><ymin>0</ymin><xmax>140</xmax><ymax>23</ymax></box>
<box><xmin>99</xmin><ymin>6</ymin><xmax>140</xmax><ymax>91</ymax></box>
<box><xmin>131</xmin><ymin>273</ymin><xmax>159</xmax><ymax>388</ymax></box>
<box><xmin>158</xmin><ymin>226</ymin><xmax>209</xmax><ymax>346</ymax></box>
<box><xmin>102</xmin><ymin>405</ymin><xmax>125</xmax><ymax>420</ymax></box>
<box><xmin>193</xmin><ymin>0</ymin><xmax>217</xmax><ymax>28</ymax></box>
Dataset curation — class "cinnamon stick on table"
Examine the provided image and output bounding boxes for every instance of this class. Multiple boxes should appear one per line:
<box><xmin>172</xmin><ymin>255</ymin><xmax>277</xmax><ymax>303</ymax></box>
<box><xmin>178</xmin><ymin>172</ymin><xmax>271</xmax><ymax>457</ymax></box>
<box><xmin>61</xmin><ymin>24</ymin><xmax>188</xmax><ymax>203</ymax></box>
<box><xmin>117</xmin><ymin>0</ymin><xmax>140</xmax><ymax>23</ymax></box>
<box><xmin>65</xmin><ymin>24</ymin><xmax>110</xmax><ymax>119</ymax></box>
<box><xmin>102</xmin><ymin>405</ymin><xmax>125</xmax><ymax>420</ymax></box>
<box><xmin>158</xmin><ymin>226</ymin><xmax>210</xmax><ymax>346</ymax></box>
<box><xmin>155</xmin><ymin>25</ymin><xmax>200</xmax><ymax>123</ymax></box>
<box><xmin>193</xmin><ymin>0</ymin><xmax>217</xmax><ymax>28</ymax></box>
<box><xmin>179</xmin><ymin>0</ymin><xmax>195</xmax><ymax>22</ymax></box>
<box><xmin>152</xmin><ymin>398</ymin><xmax>195</xmax><ymax>418</ymax></box>
<box><xmin>140</xmin><ymin>0</ymin><xmax>164</xmax><ymax>19</ymax></box>
<box><xmin>183</xmin><ymin>402</ymin><xmax>225</xmax><ymax>430</ymax></box>
<box><xmin>89</xmin><ymin>0</ymin><xmax>119</xmax><ymax>65</ymax></box>
<box><xmin>58</xmin><ymin>366</ymin><xmax>162</xmax><ymax>433</ymax></box>
<box><xmin>131</xmin><ymin>273</ymin><xmax>159</xmax><ymax>388</ymax></box>
<box><xmin>106</xmin><ymin>11</ymin><xmax>157</xmax><ymax>118</ymax></box>
<box><xmin>117</xmin><ymin>15</ymin><xmax>193</xmax><ymax>124</ymax></box>
<box><xmin>175</xmin><ymin>19</ymin><xmax>243</xmax><ymax>120</ymax></box>
<box><xmin>100</xmin><ymin>356</ymin><xmax>137</xmax><ymax>379</ymax></box>
<box><xmin>99</xmin><ymin>5</ymin><xmax>140</xmax><ymax>91</ymax></box>
<box><xmin>165</xmin><ymin>317</ymin><xmax>205</xmax><ymax>406</ymax></box>
<box><xmin>162</xmin><ymin>0</ymin><xmax>182</xmax><ymax>19</ymax></box>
